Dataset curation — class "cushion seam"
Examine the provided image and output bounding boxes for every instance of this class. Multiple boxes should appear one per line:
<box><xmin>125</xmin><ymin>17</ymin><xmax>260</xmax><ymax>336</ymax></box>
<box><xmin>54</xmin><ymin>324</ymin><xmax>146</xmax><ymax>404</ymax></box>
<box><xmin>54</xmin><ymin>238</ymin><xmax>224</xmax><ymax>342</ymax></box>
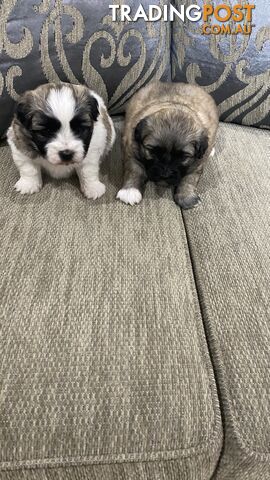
<box><xmin>0</xmin><ymin>429</ymin><xmax>222</xmax><ymax>471</ymax></box>
<box><xmin>181</xmin><ymin>210</ymin><xmax>270</xmax><ymax>460</ymax></box>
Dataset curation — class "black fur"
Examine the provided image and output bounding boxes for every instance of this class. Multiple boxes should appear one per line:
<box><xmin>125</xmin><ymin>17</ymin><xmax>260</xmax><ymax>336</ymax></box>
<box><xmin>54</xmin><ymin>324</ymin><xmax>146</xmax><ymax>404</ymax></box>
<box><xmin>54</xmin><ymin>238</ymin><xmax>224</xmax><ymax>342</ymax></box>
<box><xmin>88</xmin><ymin>96</ymin><xmax>99</xmax><ymax>122</ymax></box>
<box><xmin>70</xmin><ymin>94</ymin><xmax>99</xmax><ymax>153</ymax></box>
<box><xmin>16</xmin><ymin>100</ymin><xmax>62</xmax><ymax>156</ymax></box>
<box><xmin>70</xmin><ymin>113</ymin><xmax>93</xmax><ymax>155</ymax></box>
<box><xmin>15</xmin><ymin>101</ymin><xmax>33</xmax><ymax>130</ymax></box>
<box><xmin>134</xmin><ymin>119</ymin><xmax>147</xmax><ymax>144</ymax></box>
<box><xmin>194</xmin><ymin>134</ymin><xmax>208</xmax><ymax>159</ymax></box>
<box><xmin>31</xmin><ymin>115</ymin><xmax>61</xmax><ymax>156</ymax></box>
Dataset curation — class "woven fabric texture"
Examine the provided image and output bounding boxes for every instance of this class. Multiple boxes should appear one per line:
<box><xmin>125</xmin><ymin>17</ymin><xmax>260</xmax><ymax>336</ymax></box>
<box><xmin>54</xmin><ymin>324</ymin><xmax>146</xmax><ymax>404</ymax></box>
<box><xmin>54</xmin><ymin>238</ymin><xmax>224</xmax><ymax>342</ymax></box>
<box><xmin>0</xmin><ymin>457</ymin><xmax>219</xmax><ymax>480</ymax></box>
<box><xmin>0</xmin><ymin>0</ymin><xmax>171</xmax><ymax>137</ymax></box>
<box><xmin>182</xmin><ymin>123</ymin><xmax>270</xmax><ymax>479</ymax></box>
<box><xmin>0</xmin><ymin>119</ymin><xmax>221</xmax><ymax>479</ymax></box>
<box><xmin>172</xmin><ymin>0</ymin><xmax>270</xmax><ymax>128</ymax></box>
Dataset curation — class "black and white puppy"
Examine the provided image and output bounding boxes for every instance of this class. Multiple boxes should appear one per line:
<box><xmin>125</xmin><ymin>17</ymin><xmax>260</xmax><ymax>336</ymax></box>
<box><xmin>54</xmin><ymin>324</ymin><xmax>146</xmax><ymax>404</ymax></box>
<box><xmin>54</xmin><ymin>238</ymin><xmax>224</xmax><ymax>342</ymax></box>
<box><xmin>7</xmin><ymin>83</ymin><xmax>115</xmax><ymax>199</ymax></box>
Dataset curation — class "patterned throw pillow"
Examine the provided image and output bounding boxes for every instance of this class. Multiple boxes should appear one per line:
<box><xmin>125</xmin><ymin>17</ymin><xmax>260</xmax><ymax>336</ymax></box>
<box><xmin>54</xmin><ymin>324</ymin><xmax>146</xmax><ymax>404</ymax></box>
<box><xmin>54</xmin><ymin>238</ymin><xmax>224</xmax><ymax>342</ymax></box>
<box><xmin>172</xmin><ymin>0</ymin><xmax>270</xmax><ymax>128</ymax></box>
<box><xmin>0</xmin><ymin>0</ymin><xmax>171</xmax><ymax>137</ymax></box>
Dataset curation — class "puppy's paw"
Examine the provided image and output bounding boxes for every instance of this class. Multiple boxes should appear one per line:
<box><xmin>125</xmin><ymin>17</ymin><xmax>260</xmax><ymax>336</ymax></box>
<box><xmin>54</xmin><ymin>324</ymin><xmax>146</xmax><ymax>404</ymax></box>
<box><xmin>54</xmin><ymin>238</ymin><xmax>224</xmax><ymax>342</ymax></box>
<box><xmin>15</xmin><ymin>178</ymin><xmax>42</xmax><ymax>195</ymax></box>
<box><xmin>117</xmin><ymin>188</ymin><xmax>142</xmax><ymax>206</ymax></box>
<box><xmin>82</xmin><ymin>181</ymin><xmax>106</xmax><ymax>200</ymax></box>
<box><xmin>174</xmin><ymin>193</ymin><xmax>201</xmax><ymax>210</ymax></box>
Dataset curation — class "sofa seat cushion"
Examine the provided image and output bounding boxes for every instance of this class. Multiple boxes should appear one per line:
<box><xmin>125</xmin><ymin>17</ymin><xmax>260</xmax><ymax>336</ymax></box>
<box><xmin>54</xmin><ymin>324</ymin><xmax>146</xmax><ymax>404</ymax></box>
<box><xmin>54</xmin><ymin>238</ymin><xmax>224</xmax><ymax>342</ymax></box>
<box><xmin>182</xmin><ymin>123</ymin><xmax>270</xmax><ymax>479</ymax></box>
<box><xmin>0</xmin><ymin>119</ymin><xmax>221</xmax><ymax>479</ymax></box>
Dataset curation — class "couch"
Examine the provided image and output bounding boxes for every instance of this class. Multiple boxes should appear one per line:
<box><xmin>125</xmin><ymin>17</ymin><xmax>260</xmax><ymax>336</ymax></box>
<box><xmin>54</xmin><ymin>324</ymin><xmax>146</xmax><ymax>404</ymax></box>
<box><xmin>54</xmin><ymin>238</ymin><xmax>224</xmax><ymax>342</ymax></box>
<box><xmin>0</xmin><ymin>1</ymin><xmax>269</xmax><ymax>479</ymax></box>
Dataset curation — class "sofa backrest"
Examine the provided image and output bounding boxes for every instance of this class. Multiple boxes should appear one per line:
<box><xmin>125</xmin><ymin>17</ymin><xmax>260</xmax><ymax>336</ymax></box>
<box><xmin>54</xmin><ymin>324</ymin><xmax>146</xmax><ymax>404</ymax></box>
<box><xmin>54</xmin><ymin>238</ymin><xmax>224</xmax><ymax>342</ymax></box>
<box><xmin>0</xmin><ymin>0</ymin><xmax>171</xmax><ymax>137</ymax></box>
<box><xmin>0</xmin><ymin>1</ymin><xmax>269</xmax><ymax>137</ymax></box>
<box><xmin>171</xmin><ymin>0</ymin><xmax>270</xmax><ymax>128</ymax></box>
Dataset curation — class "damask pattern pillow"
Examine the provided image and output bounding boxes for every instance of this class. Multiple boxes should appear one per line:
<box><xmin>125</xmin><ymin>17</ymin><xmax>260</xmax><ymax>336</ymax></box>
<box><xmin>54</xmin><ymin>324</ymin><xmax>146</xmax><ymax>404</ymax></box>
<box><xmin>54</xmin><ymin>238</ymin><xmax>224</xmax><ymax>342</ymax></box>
<box><xmin>172</xmin><ymin>0</ymin><xmax>270</xmax><ymax>128</ymax></box>
<box><xmin>0</xmin><ymin>0</ymin><xmax>171</xmax><ymax>137</ymax></box>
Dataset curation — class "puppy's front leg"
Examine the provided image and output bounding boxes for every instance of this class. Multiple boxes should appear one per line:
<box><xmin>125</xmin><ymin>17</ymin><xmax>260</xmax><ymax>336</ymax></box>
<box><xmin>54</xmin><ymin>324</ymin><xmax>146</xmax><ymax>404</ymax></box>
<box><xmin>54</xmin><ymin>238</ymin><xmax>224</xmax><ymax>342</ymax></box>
<box><xmin>117</xmin><ymin>161</ymin><xmax>146</xmax><ymax>206</ymax></box>
<box><xmin>11</xmin><ymin>146</ymin><xmax>42</xmax><ymax>195</ymax></box>
<box><xmin>174</xmin><ymin>166</ymin><xmax>203</xmax><ymax>210</ymax></box>
<box><xmin>76</xmin><ymin>154</ymin><xmax>106</xmax><ymax>200</ymax></box>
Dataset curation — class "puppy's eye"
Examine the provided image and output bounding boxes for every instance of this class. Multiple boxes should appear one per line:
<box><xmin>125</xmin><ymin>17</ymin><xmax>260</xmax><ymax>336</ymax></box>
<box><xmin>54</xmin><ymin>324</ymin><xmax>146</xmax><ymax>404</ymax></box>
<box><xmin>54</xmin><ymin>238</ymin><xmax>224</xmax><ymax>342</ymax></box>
<box><xmin>175</xmin><ymin>150</ymin><xmax>193</xmax><ymax>161</ymax></box>
<box><xmin>33</xmin><ymin>117</ymin><xmax>61</xmax><ymax>135</ymax></box>
<box><xmin>32</xmin><ymin>126</ymin><xmax>53</xmax><ymax>137</ymax></box>
<box><xmin>80</xmin><ymin>124</ymin><xmax>90</xmax><ymax>131</ymax></box>
<box><xmin>39</xmin><ymin>126</ymin><xmax>53</xmax><ymax>134</ymax></box>
<box><xmin>145</xmin><ymin>145</ymin><xmax>165</xmax><ymax>155</ymax></box>
<box><xmin>70</xmin><ymin>116</ymin><xmax>91</xmax><ymax>133</ymax></box>
<box><xmin>182</xmin><ymin>154</ymin><xmax>195</xmax><ymax>165</ymax></box>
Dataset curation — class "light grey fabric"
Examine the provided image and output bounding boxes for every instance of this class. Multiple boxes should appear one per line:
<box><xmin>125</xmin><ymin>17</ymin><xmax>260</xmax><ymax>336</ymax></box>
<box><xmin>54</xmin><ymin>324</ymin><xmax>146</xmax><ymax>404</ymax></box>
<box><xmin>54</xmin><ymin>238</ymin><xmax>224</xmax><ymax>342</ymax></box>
<box><xmin>182</xmin><ymin>123</ymin><xmax>270</xmax><ymax>479</ymax></box>
<box><xmin>0</xmin><ymin>457</ymin><xmax>219</xmax><ymax>480</ymax></box>
<box><xmin>0</xmin><ymin>119</ymin><xmax>222</xmax><ymax>479</ymax></box>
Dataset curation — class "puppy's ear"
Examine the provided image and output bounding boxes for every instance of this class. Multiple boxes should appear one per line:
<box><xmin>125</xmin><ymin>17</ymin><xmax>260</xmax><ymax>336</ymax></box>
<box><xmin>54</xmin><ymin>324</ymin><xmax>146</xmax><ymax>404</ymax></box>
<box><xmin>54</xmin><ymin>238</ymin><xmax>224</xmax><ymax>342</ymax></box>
<box><xmin>88</xmin><ymin>96</ymin><xmax>99</xmax><ymax>122</ymax></box>
<box><xmin>194</xmin><ymin>133</ymin><xmax>208</xmax><ymax>159</ymax></box>
<box><xmin>15</xmin><ymin>95</ymin><xmax>33</xmax><ymax>129</ymax></box>
<box><xmin>134</xmin><ymin>118</ymin><xmax>147</xmax><ymax>143</ymax></box>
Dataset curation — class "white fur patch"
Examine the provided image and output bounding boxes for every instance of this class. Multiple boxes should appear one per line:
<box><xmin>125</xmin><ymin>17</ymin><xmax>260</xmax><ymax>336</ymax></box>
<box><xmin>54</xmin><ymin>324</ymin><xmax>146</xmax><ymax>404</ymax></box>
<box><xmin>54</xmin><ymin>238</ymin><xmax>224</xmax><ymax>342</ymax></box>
<box><xmin>90</xmin><ymin>90</ymin><xmax>106</xmax><ymax>109</ymax></box>
<box><xmin>87</xmin><ymin>113</ymin><xmax>107</xmax><ymax>160</ymax></box>
<box><xmin>47</xmin><ymin>86</ymin><xmax>76</xmax><ymax>124</ymax></box>
<box><xmin>14</xmin><ymin>177</ymin><xmax>42</xmax><ymax>195</ymax></box>
<box><xmin>117</xmin><ymin>188</ymin><xmax>142</xmax><ymax>206</ymax></box>
<box><xmin>82</xmin><ymin>180</ymin><xmax>106</xmax><ymax>200</ymax></box>
<box><xmin>76</xmin><ymin>91</ymin><xmax>115</xmax><ymax>199</ymax></box>
<box><xmin>37</xmin><ymin>157</ymin><xmax>75</xmax><ymax>179</ymax></box>
<box><xmin>45</xmin><ymin>87</ymin><xmax>84</xmax><ymax>166</ymax></box>
<box><xmin>90</xmin><ymin>90</ymin><xmax>116</xmax><ymax>150</ymax></box>
<box><xmin>8</xmin><ymin>136</ymin><xmax>43</xmax><ymax>193</ymax></box>
<box><xmin>210</xmin><ymin>147</ymin><xmax>216</xmax><ymax>158</ymax></box>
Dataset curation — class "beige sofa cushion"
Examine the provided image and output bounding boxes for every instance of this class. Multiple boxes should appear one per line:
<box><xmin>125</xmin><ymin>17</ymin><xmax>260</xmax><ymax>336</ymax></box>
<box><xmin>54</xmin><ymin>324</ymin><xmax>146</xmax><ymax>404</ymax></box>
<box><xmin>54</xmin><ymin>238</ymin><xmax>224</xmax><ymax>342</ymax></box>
<box><xmin>183</xmin><ymin>123</ymin><xmax>270</xmax><ymax>479</ymax></box>
<box><xmin>0</xmin><ymin>119</ymin><xmax>221</xmax><ymax>479</ymax></box>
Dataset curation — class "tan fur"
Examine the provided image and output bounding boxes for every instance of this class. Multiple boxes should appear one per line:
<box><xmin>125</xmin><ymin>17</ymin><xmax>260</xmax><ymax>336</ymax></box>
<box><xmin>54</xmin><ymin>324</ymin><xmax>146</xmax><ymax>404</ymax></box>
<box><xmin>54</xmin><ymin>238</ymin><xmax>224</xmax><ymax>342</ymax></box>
<box><xmin>124</xmin><ymin>81</ymin><xmax>218</xmax><ymax>151</ymax></box>
<box><xmin>120</xmin><ymin>81</ymin><xmax>219</xmax><ymax>208</ymax></box>
<box><xmin>101</xmin><ymin>106</ymin><xmax>113</xmax><ymax>153</ymax></box>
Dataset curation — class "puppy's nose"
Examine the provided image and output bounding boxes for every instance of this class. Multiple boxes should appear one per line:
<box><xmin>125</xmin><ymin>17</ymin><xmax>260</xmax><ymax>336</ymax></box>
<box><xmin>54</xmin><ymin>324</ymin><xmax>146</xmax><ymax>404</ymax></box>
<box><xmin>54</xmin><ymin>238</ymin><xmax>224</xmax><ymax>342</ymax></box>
<box><xmin>59</xmin><ymin>150</ymin><xmax>74</xmax><ymax>162</ymax></box>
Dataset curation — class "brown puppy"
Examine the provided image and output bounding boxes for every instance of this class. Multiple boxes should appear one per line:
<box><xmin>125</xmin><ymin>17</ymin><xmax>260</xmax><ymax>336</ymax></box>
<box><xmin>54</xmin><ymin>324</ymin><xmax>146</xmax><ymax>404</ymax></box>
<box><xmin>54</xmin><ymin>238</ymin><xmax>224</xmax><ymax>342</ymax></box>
<box><xmin>117</xmin><ymin>81</ymin><xmax>219</xmax><ymax>209</ymax></box>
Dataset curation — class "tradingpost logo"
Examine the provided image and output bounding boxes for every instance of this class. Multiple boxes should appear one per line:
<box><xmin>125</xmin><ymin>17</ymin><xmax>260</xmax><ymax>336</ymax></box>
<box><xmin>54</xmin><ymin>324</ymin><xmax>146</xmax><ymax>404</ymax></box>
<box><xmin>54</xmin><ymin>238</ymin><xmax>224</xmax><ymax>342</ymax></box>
<box><xmin>109</xmin><ymin>3</ymin><xmax>256</xmax><ymax>36</ymax></box>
